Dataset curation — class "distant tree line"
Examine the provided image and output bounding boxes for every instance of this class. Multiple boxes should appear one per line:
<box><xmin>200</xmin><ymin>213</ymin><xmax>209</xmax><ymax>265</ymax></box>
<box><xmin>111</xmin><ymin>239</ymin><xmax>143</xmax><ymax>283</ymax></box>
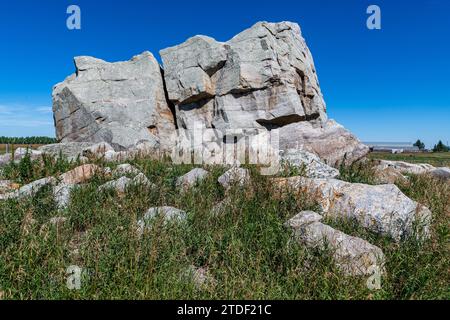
<box><xmin>433</xmin><ymin>140</ymin><xmax>450</xmax><ymax>153</ymax></box>
<box><xmin>414</xmin><ymin>139</ymin><xmax>449</xmax><ymax>152</ymax></box>
<box><xmin>0</xmin><ymin>136</ymin><xmax>57</xmax><ymax>144</ymax></box>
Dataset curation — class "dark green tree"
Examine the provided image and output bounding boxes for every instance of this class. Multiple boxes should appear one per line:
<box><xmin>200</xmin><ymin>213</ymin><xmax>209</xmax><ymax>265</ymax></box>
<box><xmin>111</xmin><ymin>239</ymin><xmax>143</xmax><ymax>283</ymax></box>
<box><xmin>413</xmin><ymin>139</ymin><xmax>425</xmax><ymax>150</ymax></box>
<box><xmin>433</xmin><ymin>140</ymin><xmax>450</xmax><ymax>152</ymax></box>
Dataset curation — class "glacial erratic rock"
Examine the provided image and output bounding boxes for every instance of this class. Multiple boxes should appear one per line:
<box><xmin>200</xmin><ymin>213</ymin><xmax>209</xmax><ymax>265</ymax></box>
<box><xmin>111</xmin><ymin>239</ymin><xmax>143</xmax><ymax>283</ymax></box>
<box><xmin>52</xmin><ymin>52</ymin><xmax>175</xmax><ymax>150</ymax></box>
<box><xmin>136</xmin><ymin>206</ymin><xmax>188</xmax><ymax>235</ymax></box>
<box><xmin>286</xmin><ymin>211</ymin><xmax>385</xmax><ymax>276</ymax></box>
<box><xmin>274</xmin><ymin>177</ymin><xmax>432</xmax><ymax>241</ymax></box>
<box><xmin>161</xmin><ymin>21</ymin><xmax>327</xmax><ymax>131</ymax></box>
<box><xmin>59</xmin><ymin>164</ymin><xmax>103</xmax><ymax>185</ymax></box>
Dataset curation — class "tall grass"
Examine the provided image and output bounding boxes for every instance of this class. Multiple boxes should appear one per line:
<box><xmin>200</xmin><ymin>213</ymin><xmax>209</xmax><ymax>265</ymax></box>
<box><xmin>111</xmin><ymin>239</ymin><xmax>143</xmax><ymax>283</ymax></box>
<box><xmin>0</xmin><ymin>157</ymin><xmax>448</xmax><ymax>299</ymax></box>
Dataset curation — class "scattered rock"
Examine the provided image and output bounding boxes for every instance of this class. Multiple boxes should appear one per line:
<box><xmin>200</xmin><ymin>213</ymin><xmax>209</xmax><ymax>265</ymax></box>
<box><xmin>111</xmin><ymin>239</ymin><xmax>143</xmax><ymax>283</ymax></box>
<box><xmin>373</xmin><ymin>166</ymin><xmax>408</xmax><ymax>185</ymax></box>
<box><xmin>430</xmin><ymin>167</ymin><xmax>450</xmax><ymax>181</ymax></box>
<box><xmin>136</xmin><ymin>206</ymin><xmax>187</xmax><ymax>235</ymax></box>
<box><xmin>99</xmin><ymin>176</ymin><xmax>132</xmax><ymax>194</ymax></box>
<box><xmin>112</xmin><ymin>164</ymin><xmax>143</xmax><ymax>177</ymax></box>
<box><xmin>218</xmin><ymin>167</ymin><xmax>250</xmax><ymax>190</ymax></box>
<box><xmin>278</xmin><ymin>149</ymin><xmax>340</xmax><ymax>178</ymax></box>
<box><xmin>374</xmin><ymin>160</ymin><xmax>435</xmax><ymax>175</ymax></box>
<box><xmin>0</xmin><ymin>153</ymin><xmax>11</xmax><ymax>166</ymax></box>
<box><xmin>1</xmin><ymin>177</ymin><xmax>57</xmax><ymax>201</ymax></box>
<box><xmin>176</xmin><ymin>168</ymin><xmax>210</xmax><ymax>189</ymax></box>
<box><xmin>59</xmin><ymin>164</ymin><xmax>102</xmax><ymax>185</ymax></box>
<box><xmin>184</xmin><ymin>265</ymin><xmax>216</xmax><ymax>289</ymax></box>
<box><xmin>13</xmin><ymin>147</ymin><xmax>42</xmax><ymax>161</ymax></box>
<box><xmin>132</xmin><ymin>173</ymin><xmax>154</xmax><ymax>188</ymax></box>
<box><xmin>286</xmin><ymin>211</ymin><xmax>385</xmax><ymax>276</ymax></box>
<box><xmin>278</xmin><ymin>120</ymin><xmax>369</xmax><ymax>167</ymax></box>
<box><xmin>53</xmin><ymin>183</ymin><xmax>76</xmax><ymax>210</ymax></box>
<box><xmin>52</xmin><ymin>52</ymin><xmax>175</xmax><ymax>150</ymax></box>
<box><xmin>274</xmin><ymin>177</ymin><xmax>432</xmax><ymax>241</ymax></box>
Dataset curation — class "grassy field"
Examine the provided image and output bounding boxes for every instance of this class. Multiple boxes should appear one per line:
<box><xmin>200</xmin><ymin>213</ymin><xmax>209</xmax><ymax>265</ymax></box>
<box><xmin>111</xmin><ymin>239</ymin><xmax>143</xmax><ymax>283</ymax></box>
<box><xmin>368</xmin><ymin>152</ymin><xmax>450</xmax><ymax>167</ymax></box>
<box><xmin>0</xmin><ymin>155</ymin><xmax>448</xmax><ymax>300</ymax></box>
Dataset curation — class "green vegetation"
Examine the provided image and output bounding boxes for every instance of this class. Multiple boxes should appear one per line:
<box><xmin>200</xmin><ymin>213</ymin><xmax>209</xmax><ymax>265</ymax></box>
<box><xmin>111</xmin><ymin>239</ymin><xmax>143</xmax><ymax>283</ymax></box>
<box><xmin>413</xmin><ymin>139</ymin><xmax>426</xmax><ymax>151</ymax></box>
<box><xmin>0</xmin><ymin>155</ymin><xmax>448</xmax><ymax>300</ymax></box>
<box><xmin>0</xmin><ymin>136</ymin><xmax>56</xmax><ymax>145</ymax></box>
<box><xmin>433</xmin><ymin>140</ymin><xmax>450</xmax><ymax>153</ymax></box>
<box><xmin>368</xmin><ymin>152</ymin><xmax>450</xmax><ymax>167</ymax></box>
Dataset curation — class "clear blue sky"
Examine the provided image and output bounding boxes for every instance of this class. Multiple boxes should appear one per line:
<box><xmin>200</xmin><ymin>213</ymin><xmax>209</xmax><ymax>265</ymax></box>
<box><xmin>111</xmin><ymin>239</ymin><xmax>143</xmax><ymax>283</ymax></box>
<box><xmin>0</xmin><ymin>0</ymin><xmax>449</xmax><ymax>148</ymax></box>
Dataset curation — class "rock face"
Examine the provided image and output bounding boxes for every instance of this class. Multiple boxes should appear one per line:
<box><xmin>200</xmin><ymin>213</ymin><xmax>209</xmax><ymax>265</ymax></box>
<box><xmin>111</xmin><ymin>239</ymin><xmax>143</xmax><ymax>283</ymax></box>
<box><xmin>52</xmin><ymin>52</ymin><xmax>175</xmax><ymax>150</ymax></box>
<box><xmin>274</xmin><ymin>177</ymin><xmax>432</xmax><ymax>241</ymax></box>
<box><xmin>160</xmin><ymin>21</ymin><xmax>368</xmax><ymax>166</ymax></box>
<box><xmin>286</xmin><ymin>211</ymin><xmax>385</xmax><ymax>276</ymax></box>
<box><xmin>161</xmin><ymin>21</ymin><xmax>327</xmax><ymax>130</ymax></box>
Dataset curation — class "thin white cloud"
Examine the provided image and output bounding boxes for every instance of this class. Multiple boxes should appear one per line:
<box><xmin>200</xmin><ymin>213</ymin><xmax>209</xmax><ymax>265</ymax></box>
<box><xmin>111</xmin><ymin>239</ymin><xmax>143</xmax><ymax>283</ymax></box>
<box><xmin>0</xmin><ymin>103</ymin><xmax>54</xmax><ymax>134</ymax></box>
<box><xmin>35</xmin><ymin>106</ymin><xmax>53</xmax><ymax>114</ymax></box>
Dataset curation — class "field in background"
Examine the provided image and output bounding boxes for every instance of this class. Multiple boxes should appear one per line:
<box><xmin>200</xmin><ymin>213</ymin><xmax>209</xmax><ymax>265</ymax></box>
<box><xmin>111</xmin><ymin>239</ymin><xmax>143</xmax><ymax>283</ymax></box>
<box><xmin>368</xmin><ymin>152</ymin><xmax>450</xmax><ymax>167</ymax></box>
<box><xmin>0</xmin><ymin>144</ymin><xmax>46</xmax><ymax>155</ymax></box>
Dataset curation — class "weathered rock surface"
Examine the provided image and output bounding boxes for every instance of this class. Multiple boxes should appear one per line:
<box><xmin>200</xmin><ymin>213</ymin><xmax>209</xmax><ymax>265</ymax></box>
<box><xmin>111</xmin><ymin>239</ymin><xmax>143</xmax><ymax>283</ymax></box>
<box><xmin>176</xmin><ymin>168</ymin><xmax>210</xmax><ymax>189</ymax></box>
<box><xmin>59</xmin><ymin>164</ymin><xmax>103</xmax><ymax>185</ymax></box>
<box><xmin>161</xmin><ymin>21</ymin><xmax>327</xmax><ymax>130</ymax></box>
<box><xmin>13</xmin><ymin>147</ymin><xmax>42</xmax><ymax>161</ymax></box>
<box><xmin>286</xmin><ymin>211</ymin><xmax>385</xmax><ymax>276</ymax></box>
<box><xmin>278</xmin><ymin>149</ymin><xmax>340</xmax><ymax>178</ymax></box>
<box><xmin>274</xmin><ymin>177</ymin><xmax>432</xmax><ymax>241</ymax></box>
<box><xmin>0</xmin><ymin>153</ymin><xmax>11</xmax><ymax>166</ymax></box>
<box><xmin>218</xmin><ymin>167</ymin><xmax>251</xmax><ymax>190</ymax></box>
<box><xmin>278</xmin><ymin>120</ymin><xmax>369</xmax><ymax>167</ymax></box>
<box><xmin>38</xmin><ymin>142</ymin><xmax>97</xmax><ymax>159</ymax></box>
<box><xmin>53</xmin><ymin>183</ymin><xmax>76</xmax><ymax>210</ymax></box>
<box><xmin>0</xmin><ymin>177</ymin><xmax>57</xmax><ymax>201</ymax></box>
<box><xmin>99</xmin><ymin>176</ymin><xmax>132</xmax><ymax>194</ymax></box>
<box><xmin>82</xmin><ymin>142</ymin><xmax>115</xmax><ymax>158</ymax></box>
<box><xmin>430</xmin><ymin>167</ymin><xmax>450</xmax><ymax>180</ymax></box>
<box><xmin>160</xmin><ymin>21</ymin><xmax>368</xmax><ymax>166</ymax></box>
<box><xmin>374</xmin><ymin>160</ymin><xmax>435</xmax><ymax>175</ymax></box>
<box><xmin>52</xmin><ymin>52</ymin><xmax>175</xmax><ymax>150</ymax></box>
<box><xmin>112</xmin><ymin>164</ymin><xmax>143</xmax><ymax>178</ymax></box>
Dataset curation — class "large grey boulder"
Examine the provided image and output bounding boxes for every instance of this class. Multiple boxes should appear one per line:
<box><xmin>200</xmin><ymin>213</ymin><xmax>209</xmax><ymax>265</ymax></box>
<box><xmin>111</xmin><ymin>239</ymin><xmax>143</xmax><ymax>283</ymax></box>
<box><xmin>160</xmin><ymin>21</ymin><xmax>368</xmax><ymax>166</ymax></box>
<box><xmin>274</xmin><ymin>177</ymin><xmax>432</xmax><ymax>241</ymax></box>
<box><xmin>161</xmin><ymin>21</ymin><xmax>327</xmax><ymax>130</ymax></box>
<box><xmin>52</xmin><ymin>52</ymin><xmax>175</xmax><ymax>150</ymax></box>
<box><xmin>286</xmin><ymin>211</ymin><xmax>385</xmax><ymax>276</ymax></box>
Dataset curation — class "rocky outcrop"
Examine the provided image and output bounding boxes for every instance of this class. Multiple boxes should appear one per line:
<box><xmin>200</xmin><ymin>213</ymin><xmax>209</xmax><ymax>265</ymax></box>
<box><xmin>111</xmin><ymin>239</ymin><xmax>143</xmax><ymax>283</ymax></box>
<box><xmin>52</xmin><ymin>52</ymin><xmax>175</xmax><ymax>150</ymax></box>
<box><xmin>161</xmin><ymin>22</ymin><xmax>327</xmax><ymax>130</ymax></box>
<box><xmin>374</xmin><ymin>160</ymin><xmax>450</xmax><ymax>182</ymax></box>
<box><xmin>286</xmin><ymin>211</ymin><xmax>385</xmax><ymax>276</ymax></box>
<box><xmin>0</xmin><ymin>177</ymin><xmax>57</xmax><ymax>201</ymax></box>
<box><xmin>278</xmin><ymin>149</ymin><xmax>339</xmax><ymax>178</ymax></box>
<box><xmin>160</xmin><ymin>21</ymin><xmax>368</xmax><ymax>166</ymax></box>
<box><xmin>274</xmin><ymin>177</ymin><xmax>432</xmax><ymax>241</ymax></box>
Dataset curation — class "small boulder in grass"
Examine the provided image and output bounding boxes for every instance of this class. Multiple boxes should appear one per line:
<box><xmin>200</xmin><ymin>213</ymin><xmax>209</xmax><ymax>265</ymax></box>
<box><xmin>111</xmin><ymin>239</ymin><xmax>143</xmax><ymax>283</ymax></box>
<box><xmin>218</xmin><ymin>167</ymin><xmax>250</xmax><ymax>190</ymax></box>
<box><xmin>286</xmin><ymin>211</ymin><xmax>386</xmax><ymax>277</ymax></box>
<box><xmin>176</xmin><ymin>168</ymin><xmax>210</xmax><ymax>190</ymax></box>
<box><xmin>99</xmin><ymin>176</ymin><xmax>133</xmax><ymax>195</ymax></box>
<box><xmin>183</xmin><ymin>265</ymin><xmax>216</xmax><ymax>289</ymax></box>
<box><xmin>112</xmin><ymin>164</ymin><xmax>143</xmax><ymax>178</ymax></box>
<box><xmin>59</xmin><ymin>164</ymin><xmax>102</xmax><ymax>185</ymax></box>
